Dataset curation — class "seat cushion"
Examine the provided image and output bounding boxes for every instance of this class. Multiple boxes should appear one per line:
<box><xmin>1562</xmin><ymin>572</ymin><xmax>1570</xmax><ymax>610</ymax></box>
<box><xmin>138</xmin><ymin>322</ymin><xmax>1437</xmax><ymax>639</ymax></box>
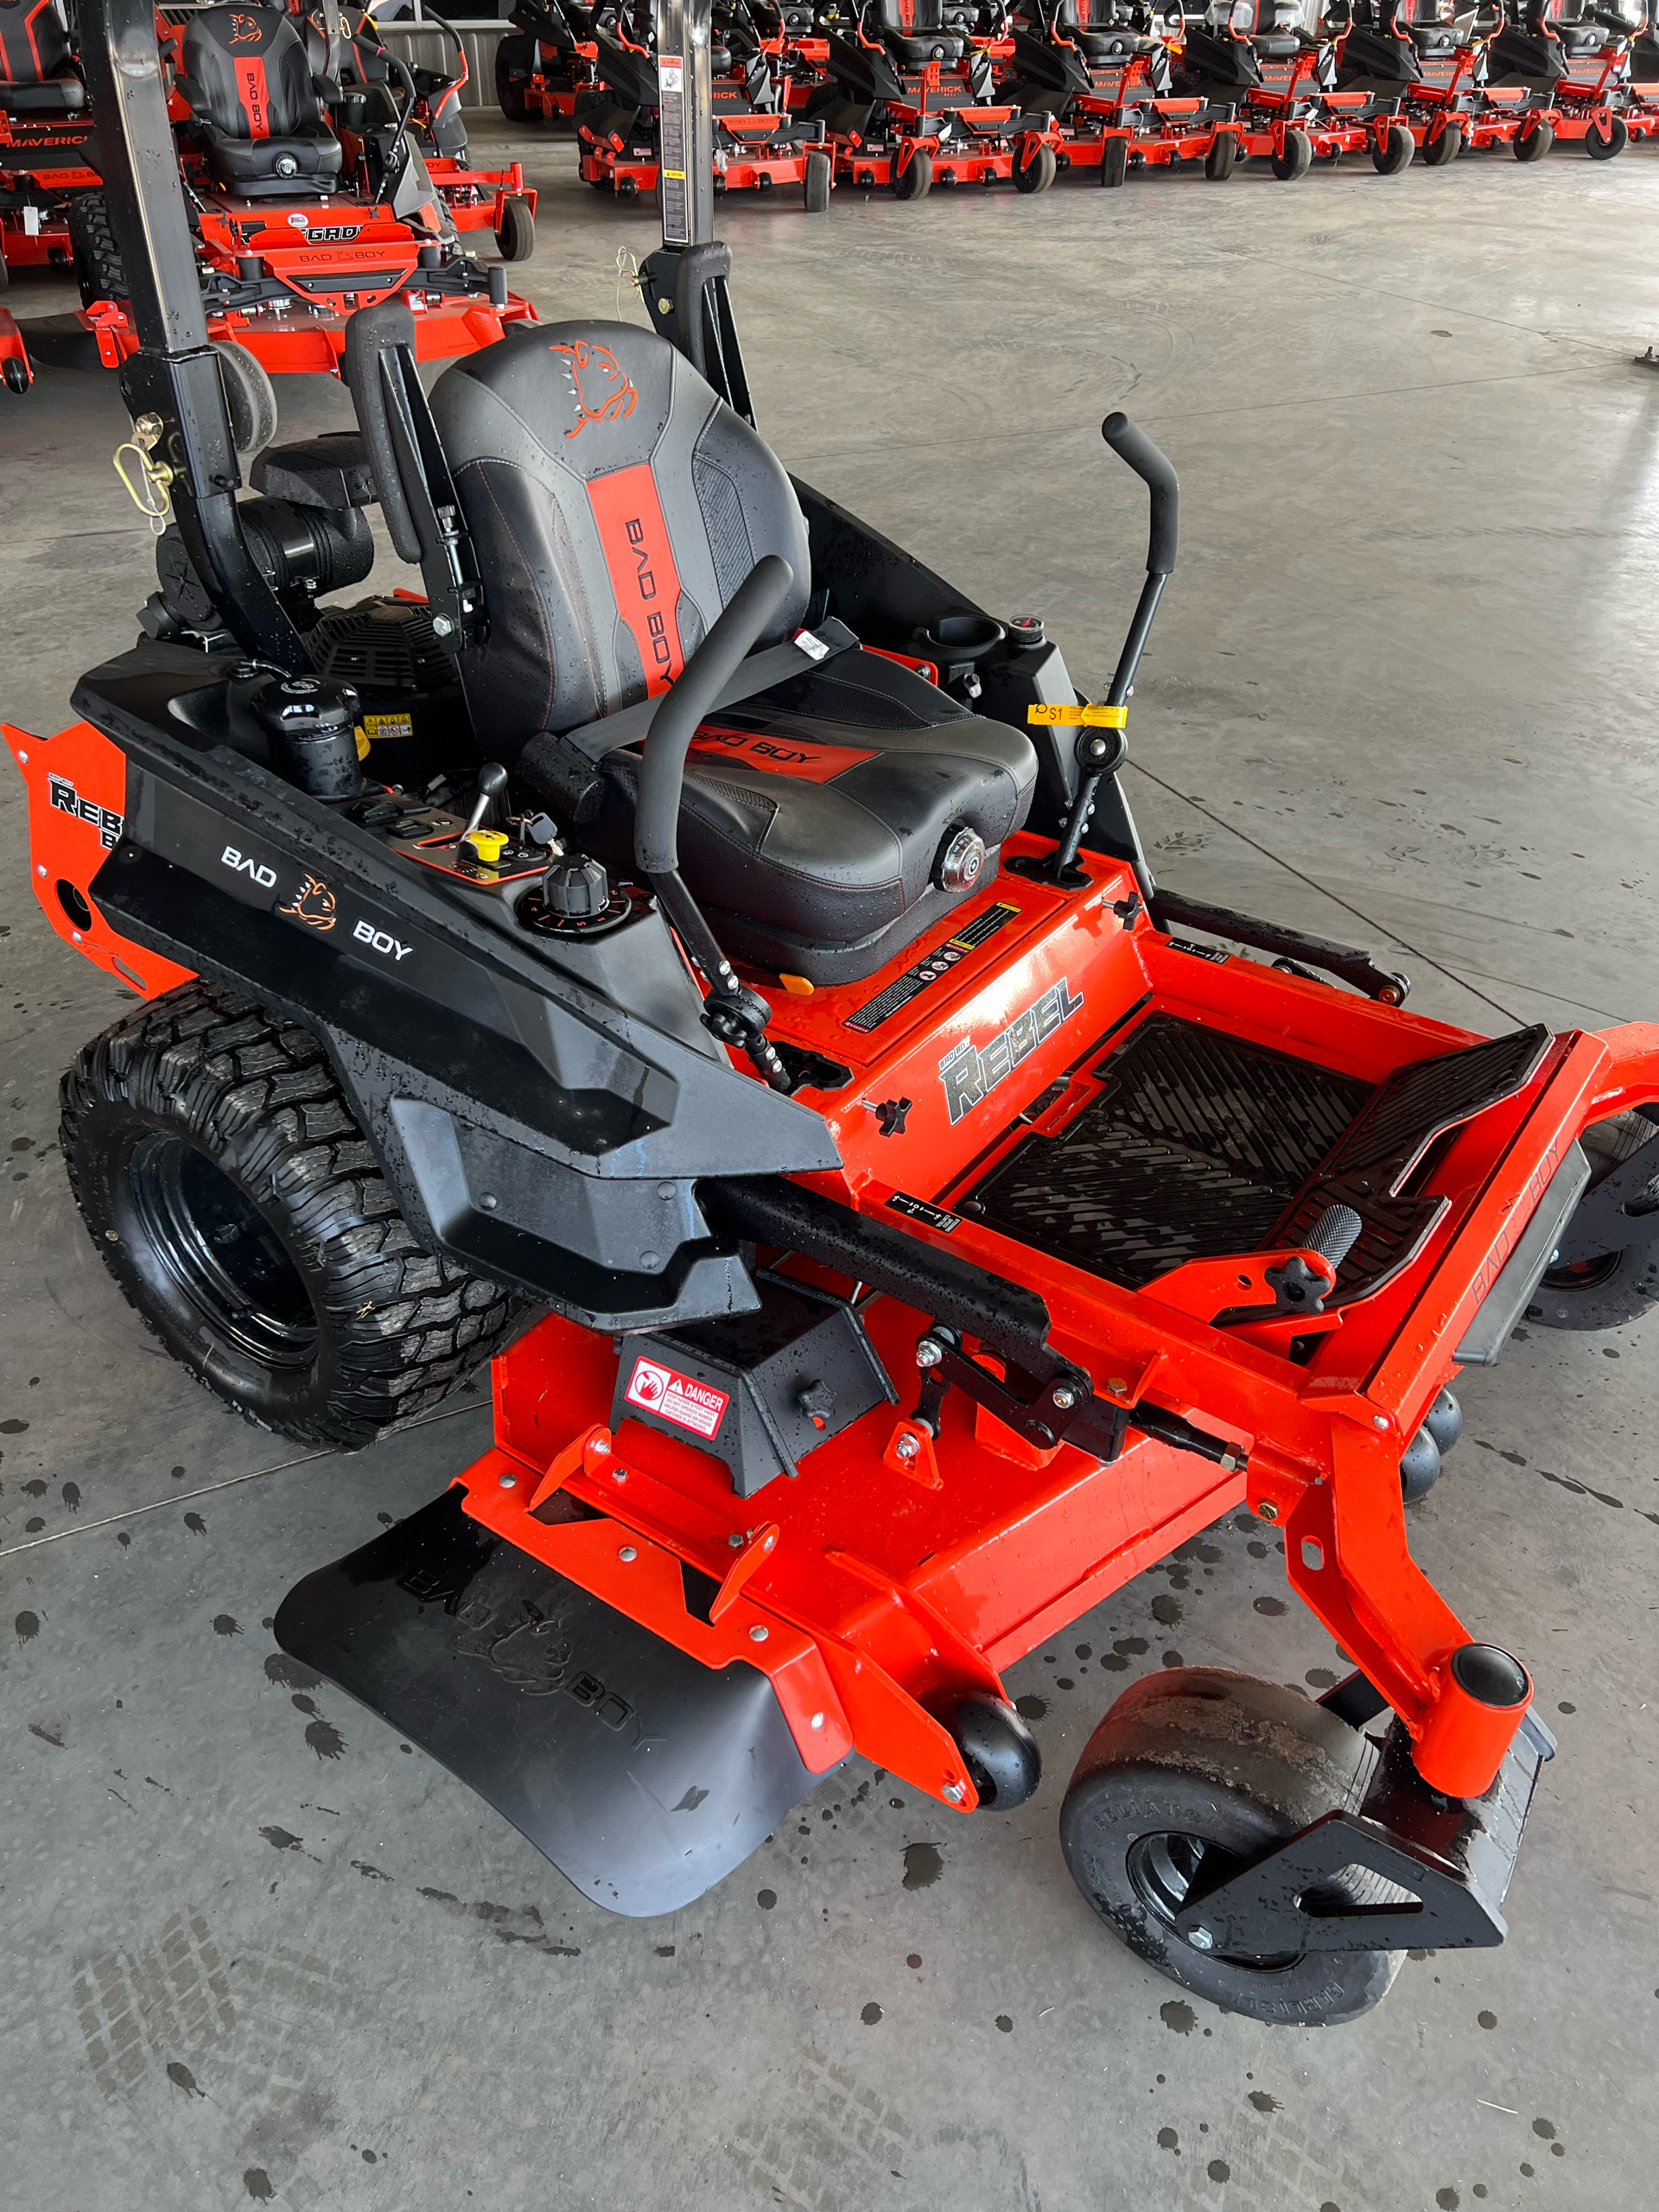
<box><xmin>0</xmin><ymin>73</ymin><xmax>83</xmax><ymax>112</ymax></box>
<box><xmin>193</xmin><ymin>116</ymin><xmax>345</xmax><ymax>190</ymax></box>
<box><xmin>581</xmin><ymin>651</ymin><xmax>1039</xmax><ymax>986</ymax></box>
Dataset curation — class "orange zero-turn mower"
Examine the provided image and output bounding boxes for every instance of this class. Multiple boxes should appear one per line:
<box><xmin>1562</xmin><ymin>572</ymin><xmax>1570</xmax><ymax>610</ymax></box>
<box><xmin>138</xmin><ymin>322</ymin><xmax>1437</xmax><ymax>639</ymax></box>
<box><xmin>16</xmin><ymin>0</ymin><xmax>1659</xmax><ymax>2030</ymax></box>
<box><xmin>304</xmin><ymin>1</ymin><xmax>539</xmax><ymax>257</ymax></box>
<box><xmin>14</xmin><ymin>3</ymin><xmax>533</xmax><ymax>433</ymax></box>
<box><xmin>0</xmin><ymin>0</ymin><xmax>101</xmax><ymax>292</ymax></box>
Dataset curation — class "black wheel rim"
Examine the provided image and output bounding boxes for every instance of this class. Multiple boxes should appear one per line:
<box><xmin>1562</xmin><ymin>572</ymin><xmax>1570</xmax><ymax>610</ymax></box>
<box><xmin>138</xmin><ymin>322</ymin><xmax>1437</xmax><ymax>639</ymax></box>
<box><xmin>1540</xmin><ymin>1249</ymin><xmax>1624</xmax><ymax>1294</ymax></box>
<box><xmin>1127</xmin><ymin>1830</ymin><xmax>1300</xmax><ymax>1968</ymax></box>
<box><xmin>128</xmin><ymin>1133</ymin><xmax>321</xmax><ymax>1370</ymax></box>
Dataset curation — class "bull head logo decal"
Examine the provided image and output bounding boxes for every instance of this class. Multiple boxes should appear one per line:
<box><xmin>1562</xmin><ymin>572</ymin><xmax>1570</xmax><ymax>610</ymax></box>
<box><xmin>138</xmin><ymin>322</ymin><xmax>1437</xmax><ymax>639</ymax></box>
<box><xmin>549</xmin><ymin>340</ymin><xmax>638</xmax><ymax>439</ymax></box>
<box><xmin>278</xmin><ymin>874</ymin><xmax>338</xmax><ymax>930</ymax></box>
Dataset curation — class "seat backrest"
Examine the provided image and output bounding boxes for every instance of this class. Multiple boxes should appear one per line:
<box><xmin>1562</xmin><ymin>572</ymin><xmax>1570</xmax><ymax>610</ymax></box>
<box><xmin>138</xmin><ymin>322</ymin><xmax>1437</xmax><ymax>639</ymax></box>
<box><xmin>876</xmin><ymin>0</ymin><xmax>950</xmax><ymax>35</ymax></box>
<box><xmin>0</xmin><ymin>0</ymin><xmax>73</xmax><ymax>90</ymax></box>
<box><xmin>428</xmin><ymin>321</ymin><xmax>811</xmax><ymax>761</ymax></box>
<box><xmin>181</xmin><ymin>7</ymin><xmax>324</xmax><ymax>141</ymax></box>
<box><xmin>1058</xmin><ymin>0</ymin><xmax>1144</xmax><ymax>31</ymax></box>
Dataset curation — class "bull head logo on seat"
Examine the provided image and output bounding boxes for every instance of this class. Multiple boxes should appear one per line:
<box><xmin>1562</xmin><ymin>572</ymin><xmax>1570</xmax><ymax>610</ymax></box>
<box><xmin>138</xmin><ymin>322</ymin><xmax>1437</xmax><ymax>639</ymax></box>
<box><xmin>549</xmin><ymin>340</ymin><xmax>638</xmax><ymax>439</ymax></box>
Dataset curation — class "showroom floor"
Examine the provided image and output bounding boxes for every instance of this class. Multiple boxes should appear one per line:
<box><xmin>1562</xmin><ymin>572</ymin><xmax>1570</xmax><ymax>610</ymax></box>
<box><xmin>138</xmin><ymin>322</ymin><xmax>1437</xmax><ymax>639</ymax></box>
<box><xmin>3</xmin><ymin>123</ymin><xmax>1657</xmax><ymax>2212</ymax></box>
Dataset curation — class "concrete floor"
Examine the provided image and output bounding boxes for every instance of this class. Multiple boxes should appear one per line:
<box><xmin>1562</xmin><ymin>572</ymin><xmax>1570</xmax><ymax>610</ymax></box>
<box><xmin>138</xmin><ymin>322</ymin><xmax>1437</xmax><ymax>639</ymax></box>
<box><xmin>3</xmin><ymin>123</ymin><xmax>1658</xmax><ymax>2212</ymax></box>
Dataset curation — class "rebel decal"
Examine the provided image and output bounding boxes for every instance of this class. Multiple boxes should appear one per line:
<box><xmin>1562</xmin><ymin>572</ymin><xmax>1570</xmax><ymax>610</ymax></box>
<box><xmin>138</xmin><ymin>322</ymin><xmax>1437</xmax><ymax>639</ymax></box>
<box><xmin>588</xmin><ymin>463</ymin><xmax>685</xmax><ymax>697</ymax></box>
<box><xmin>938</xmin><ymin>977</ymin><xmax>1085</xmax><ymax>1126</ymax></box>
<box><xmin>49</xmin><ymin>774</ymin><xmax>123</xmax><ymax>849</ymax></box>
<box><xmin>690</xmin><ymin>725</ymin><xmax>877</xmax><ymax>784</ymax></box>
<box><xmin>624</xmin><ymin>1356</ymin><xmax>728</xmax><ymax>1439</ymax></box>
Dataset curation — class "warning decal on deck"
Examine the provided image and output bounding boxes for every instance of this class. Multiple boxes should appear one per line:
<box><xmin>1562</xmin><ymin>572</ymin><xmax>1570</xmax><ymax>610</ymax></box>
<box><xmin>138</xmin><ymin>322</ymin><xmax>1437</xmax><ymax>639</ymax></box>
<box><xmin>625</xmin><ymin>1356</ymin><xmax>729</xmax><ymax>1439</ymax></box>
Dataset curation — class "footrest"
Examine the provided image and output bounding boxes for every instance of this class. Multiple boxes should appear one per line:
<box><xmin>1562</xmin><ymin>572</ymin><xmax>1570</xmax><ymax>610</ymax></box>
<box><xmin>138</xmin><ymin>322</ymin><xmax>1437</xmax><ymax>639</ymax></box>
<box><xmin>274</xmin><ymin>1487</ymin><xmax>822</xmax><ymax>1916</ymax></box>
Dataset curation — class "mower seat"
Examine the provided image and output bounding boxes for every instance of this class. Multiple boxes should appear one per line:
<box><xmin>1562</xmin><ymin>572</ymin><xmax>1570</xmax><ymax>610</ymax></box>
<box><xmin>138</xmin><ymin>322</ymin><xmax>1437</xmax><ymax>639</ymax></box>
<box><xmin>872</xmin><ymin>0</ymin><xmax>969</xmax><ymax>66</ymax></box>
<box><xmin>1056</xmin><ymin>0</ymin><xmax>1147</xmax><ymax>62</ymax></box>
<box><xmin>0</xmin><ymin>0</ymin><xmax>84</xmax><ymax>112</ymax></box>
<box><xmin>177</xmin><ymin>6</ymin><xmax>345</xmax><ymax>196</ymax></box>
<box><xmin>429</xmin><ymin>322</ymin><xmax>1039</xmax><ymax>986</ymax></box>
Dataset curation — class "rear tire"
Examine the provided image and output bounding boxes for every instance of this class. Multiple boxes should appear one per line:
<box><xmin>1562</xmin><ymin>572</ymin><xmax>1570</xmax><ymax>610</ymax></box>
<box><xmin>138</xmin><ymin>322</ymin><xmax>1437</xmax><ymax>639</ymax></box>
<box><xmin>804</xmin><ymin>147</ymin><xmax>832</xmax><ymax>213</ymax></box>
<box><xmin>1100</xmin><ymin>132</ymin><xmax>1129</xmax><ymax>187</ymax></box>
<box><xmin>494</xmin><ymin>33</ymin><xmax>533</xmax><ymax>123</ymax></box>
<box><xmin>213</xmin><ymin>340</ymin><xmax>278</xmax><ymax>461</ymax></box>
<box><xmin>892</xmin><ymin>146</ymin><xmax>933</xmax><ymax>200</ymax></box>
<box><xmin>1205</xmin><ymin>129</ymin><xmax>1237</xmax><ymax>180</ymax></box>
<box><xmin>1269</xmin><ymin>126</ymin><xmax>1313</xmax><ymax>181</ymax></box>
<box><xmin>1059</xmin><ymin>1668</ymin><xmax>1403</xmax><ymax>2025</ymax></box>
<box><xmin>60</xmin><ymin>982</ymin><xmax>527</xmax><ymax>1450</ymax></box>
<box><xmin>1372</xmin><ymin>121</ymin><xmax>1414</xmax><ymax>173</ymax></box>
<box><xmin>1514</xmin><ymin>118</ymin><xmax>1554</xmax><ymax>162</ymax></box>
<box><xmin>67</xmin><ymin>189</ymin><xmax>127</xmax><ymax>307</ymax></box>
<box><xmin>495</xmin><ymin>192</ymin><xmax>536</xmax><ymax>261</ymax></box>
<box><xmin>1013</xmin><ymin>141</ymin><xmax>1057</xmax><ymax>193</ymax></box>
<box><xmin>1584</xmin><ymin>111</ymin><xmax>1627</xmax><ymax>158</ymax></box>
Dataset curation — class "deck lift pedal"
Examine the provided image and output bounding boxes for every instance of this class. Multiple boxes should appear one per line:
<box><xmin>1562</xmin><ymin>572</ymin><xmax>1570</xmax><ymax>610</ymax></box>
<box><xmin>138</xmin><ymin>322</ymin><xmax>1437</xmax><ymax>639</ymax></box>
<box><xmin>15</xmin><ymin>0</ymin><xmax>1659</xmax><ymax>2027</ymax></box>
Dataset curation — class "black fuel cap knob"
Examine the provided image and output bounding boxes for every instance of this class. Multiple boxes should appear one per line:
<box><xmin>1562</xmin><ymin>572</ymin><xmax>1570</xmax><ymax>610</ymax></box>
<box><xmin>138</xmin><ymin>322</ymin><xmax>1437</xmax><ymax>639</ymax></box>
<box><xmin>544</xmin><ymin>854</ymin><xmax>611</xmax><ymax>920</ymax></box>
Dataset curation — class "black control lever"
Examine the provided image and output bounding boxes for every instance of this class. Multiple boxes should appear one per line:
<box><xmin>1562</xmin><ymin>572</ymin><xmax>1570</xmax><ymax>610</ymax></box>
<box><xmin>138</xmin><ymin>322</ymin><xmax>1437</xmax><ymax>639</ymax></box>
<box><xmin>635</xmin><ymin>554</ymin><xmax>798</xmax><ymax>1091</ymax></box>
<box><xmin>463</xmin><ymin>761</ymin><xmax>509</xmax><ymax>838</ymax></box>
<box><xmin>1044</xmin><ymin>412</ymin><xmax>1178</xmax><ymax>886</ymax></box>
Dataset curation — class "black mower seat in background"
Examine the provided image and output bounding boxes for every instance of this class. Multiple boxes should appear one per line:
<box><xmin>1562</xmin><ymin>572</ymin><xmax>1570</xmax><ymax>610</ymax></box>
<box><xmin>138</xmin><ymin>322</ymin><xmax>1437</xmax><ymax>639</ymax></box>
<box><xmin>429</xmin><ymin>321</ymin><xmax>1038</xmax><ymax>987</ymax></box>
<box><xmin>176</xmin><ymin>5</ymin><xmax>345</xmax><ymax>195</ymax></box>
<box><xmin>0</xmin><ymin>0</ymin><xmax>85</xmax><ymax>111</ymax></box>
<box><xmin>872</xmin><ymin>0</ymin><xmax>970</xmax><ymax>67</ymax></box>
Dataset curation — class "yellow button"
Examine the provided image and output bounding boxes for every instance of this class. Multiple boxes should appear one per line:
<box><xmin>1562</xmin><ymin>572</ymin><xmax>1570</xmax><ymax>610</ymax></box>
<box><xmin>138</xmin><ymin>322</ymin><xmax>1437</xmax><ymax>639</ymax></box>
<box><xmin>779</xmin><ymin>973</ymin><xmax>815</xmax><ymax>997</ymax></box>
<box><xmin>464</xmin><ymin>829</ymin><xmax>508</xmax><ymax>864</ymax></box>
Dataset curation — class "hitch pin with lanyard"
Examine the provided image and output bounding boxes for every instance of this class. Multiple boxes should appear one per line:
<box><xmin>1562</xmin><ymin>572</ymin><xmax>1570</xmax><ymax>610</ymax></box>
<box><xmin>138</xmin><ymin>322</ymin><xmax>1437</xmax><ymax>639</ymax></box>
<box><xmin>112</xmin><ymin>411</ymin><xmax>175</xmax><ymax>537</ymax></box>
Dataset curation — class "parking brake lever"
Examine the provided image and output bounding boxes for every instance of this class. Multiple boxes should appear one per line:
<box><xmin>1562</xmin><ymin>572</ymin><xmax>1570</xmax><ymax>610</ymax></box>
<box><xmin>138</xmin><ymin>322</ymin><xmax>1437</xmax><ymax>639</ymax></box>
<box><xmin>1042</xmin><ymin>411</ymin><xmax>1178</xmax><ymax>887</ymax></box>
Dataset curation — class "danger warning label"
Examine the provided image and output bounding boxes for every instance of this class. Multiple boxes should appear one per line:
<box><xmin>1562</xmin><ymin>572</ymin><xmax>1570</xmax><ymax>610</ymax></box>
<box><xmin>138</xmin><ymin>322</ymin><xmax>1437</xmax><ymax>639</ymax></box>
<box><xmin>625</xmin><ymin>1356</ymin><xmax>729</xmax><ymax>1440</ymax></box>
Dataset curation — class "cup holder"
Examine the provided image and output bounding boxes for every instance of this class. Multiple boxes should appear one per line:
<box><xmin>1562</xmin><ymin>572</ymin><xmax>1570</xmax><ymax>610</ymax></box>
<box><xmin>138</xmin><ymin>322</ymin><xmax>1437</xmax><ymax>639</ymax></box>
<box><xmin>920</xmin><ymin>612</ymin><xmax>1007</xmax><ymax>664</ymax></box>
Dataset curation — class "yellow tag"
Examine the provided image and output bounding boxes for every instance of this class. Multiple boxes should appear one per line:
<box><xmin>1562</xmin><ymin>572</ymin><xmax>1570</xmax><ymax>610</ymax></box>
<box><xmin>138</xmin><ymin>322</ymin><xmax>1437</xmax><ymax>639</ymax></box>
<box><xmin>464</xmin><ymin>830</ymin><xmax>509</xmax><ymax>864</ymax></box>
<box><xmin>779</xmin><ymin>973</ymin><xmax>815</xmax><ymax>997</ymax></box>
<box><xmin>363</xmin><ymin>711</ymin><xmax>415</xmax><ymax>742</ymax></box>
<box><xmin>663</xmin><ymin>168</ymin><xmax>687</xmax><ymax>181</ymax></box>
<box><xmin>353</xmin><ymin>725</ymin><xmax>371</xmax><ymax>760</ymax></box>
<box><xmin>1027</xmin><ymin>702</ymin><xmax>1128</xmax><ymax>728</ymax></box>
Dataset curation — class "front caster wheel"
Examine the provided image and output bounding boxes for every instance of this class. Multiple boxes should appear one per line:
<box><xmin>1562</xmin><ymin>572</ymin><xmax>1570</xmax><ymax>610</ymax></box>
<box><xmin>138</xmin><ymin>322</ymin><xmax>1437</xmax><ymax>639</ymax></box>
<box><xmin>1530</xmin><ymin>1110</ymin><xmax>1659</xmax><ymax>1329</ymax></box>
<box><xmin>1584</xmin><ymin>112</ymin><xmax>1627</xmax><ymax>159</ymax></box>
<box><xmin>804</xmin><ymin>147</ymin><xmax>832</xmax><ymax>213</ymax></box>
<box><xmin>892</xmin><ymin>147</ymin><xmax>933</xmax><ymax>200</ymax></box>
<box><xmin>1372</xmin><ymin>122</ymin><xmax>1414</xmax><ymax>174</ymax></box>
<box><xmin>495</xmin><ymin>192</ymin><xmax>536</xmax><ymax>261</ymax></box>
<box><xmin>1514</xmin><ymin>118</ymin><xmax>1554</xmax><ymax>162</ymax></box>
<box><xmin>1269</xmin><ymin>127</ymin><xmax>1313</xmax><ymax>181</ymax></box>
<box><xmin>1059</xmin><ymin>1668</ymin><xmax>1403</xmax><ymax>2025</ymax></box>
<box><xmin>1013</xmin><ymin>141</ymin><xmax>1058</xmax><ymax>194</ymax></box>
<box><xmin>1422</xmin><ymin>118</ymin><xmax>1463</xmax><ymax>167</ymax></box>
<box><xmin>1205</xmin><ymin>130</ymin><xmax>1237</xmax><ymax>180</ymax></box>
<box><xmin>1099</xmin><ymin>132</ymin><xmax>1129</xmax><ymax>187</ymax></box>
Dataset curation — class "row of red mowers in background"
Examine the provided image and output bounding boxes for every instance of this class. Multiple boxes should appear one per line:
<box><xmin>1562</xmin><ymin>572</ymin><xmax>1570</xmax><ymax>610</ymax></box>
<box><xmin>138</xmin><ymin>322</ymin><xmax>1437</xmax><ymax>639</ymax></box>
<box><xmin>496</xmin><ymin>0</ymin><xmax>1659</xmax><ymax>207</ymax></box>
<box><xmin>0</xmin><ymin>0</ymin><xmax>537</xmax><ymax>416</ymax></box>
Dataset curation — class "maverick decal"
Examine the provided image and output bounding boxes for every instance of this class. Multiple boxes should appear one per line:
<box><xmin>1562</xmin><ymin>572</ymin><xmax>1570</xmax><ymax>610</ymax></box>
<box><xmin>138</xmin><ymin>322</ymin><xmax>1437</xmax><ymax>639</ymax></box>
<box><xmin>49</xmin><ymin>775</ymin><xmax>123</xmax><ymax>849</ymax></box>
<box><xmin>938</xmin><ymin>977</ymin><xmax>1085</xmax><ymax>1126</ymax></box>
<box><xmin>625</xmin><ymin>1356</ymin><xmax>728</xmax><ymax>1440</ymax></box>
<box><xmin>278</xmin><ymin>873</ymin><xmax>338</xmax><ymax>929</ymax></box>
